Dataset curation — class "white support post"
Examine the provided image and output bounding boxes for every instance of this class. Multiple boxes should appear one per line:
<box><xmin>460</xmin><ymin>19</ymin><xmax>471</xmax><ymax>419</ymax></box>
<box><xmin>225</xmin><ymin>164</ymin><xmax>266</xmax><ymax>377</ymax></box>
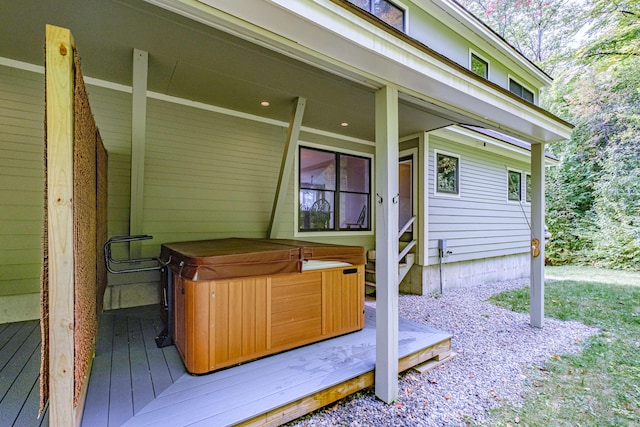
<box><xmin>375</xmin><ymin>86</ymin><xmax>399</xmax><ymax>403</ymax></box>
<box><xmin>418</xmin><ymin>132</ymin><xmax>429</xmax><ymax>266</ymax></box>
<box><xmin>129</xmin><ymin>49</ymin><xmax>148</xmax><ymax>258</ymax></box>
<box><xmin>530</xmin><ymin>143</ymin><xmax>545</xmax><ymax>328</ymax></box>
<box><xmin>267</xmin><ymin>97</ymin><xmax>306</xmax><ymax>238</ymax></box>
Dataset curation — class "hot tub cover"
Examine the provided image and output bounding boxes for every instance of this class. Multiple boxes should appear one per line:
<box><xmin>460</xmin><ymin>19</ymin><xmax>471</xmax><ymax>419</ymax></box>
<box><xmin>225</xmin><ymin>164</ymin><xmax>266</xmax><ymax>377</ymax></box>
<box><xmin>160</xmin><ymin>238</ymin><xmax>365</xmax><ymax>281</ymax></box>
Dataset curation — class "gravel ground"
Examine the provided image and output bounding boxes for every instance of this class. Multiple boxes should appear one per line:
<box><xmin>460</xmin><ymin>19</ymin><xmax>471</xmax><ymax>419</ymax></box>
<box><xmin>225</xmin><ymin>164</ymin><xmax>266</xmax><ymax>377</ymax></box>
<box><xmin>289</xmin><ymin>279</ymin><xmax>599</xmax><ymax>427</ymax></box>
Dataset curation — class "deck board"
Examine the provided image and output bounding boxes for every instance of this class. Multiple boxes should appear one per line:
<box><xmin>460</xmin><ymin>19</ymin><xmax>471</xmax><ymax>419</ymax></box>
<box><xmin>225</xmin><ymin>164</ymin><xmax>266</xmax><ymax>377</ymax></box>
<box><xmin>128</xmin><ymin>317</ymin><xmax>156</xmax><ymax>414</ymax></box>
<box><xmin>121</xmin><ymin>307</ymin><xmax>451</xmax><ymax>426</ymax></box>
<box><xmin>0</xmin><ymin>320</ymin><xmax>45</xmax><ymax>427</ymax></box>
<box><xmin>1</xmin><ymin>304</ymin><xmax>451</xmax><ymax>427</ymax></box>
<box><xmin>107</xmin><ymin>316</ymin><xmax>135</xmax><ymax>426</ymax></box>
<box><xmin>81</xmin><ymin>313</ymin><xmax>114</xmax><ymax>427</ymax></box>
<box><xmin>0</xmin><ymin>321</ymin><xmax>40</xmax><ymax>402</ymax></box>
<box><xmin>0</xmin><ymin>342</ymin><xmax>41</xmax><ymax>426</ymax></box>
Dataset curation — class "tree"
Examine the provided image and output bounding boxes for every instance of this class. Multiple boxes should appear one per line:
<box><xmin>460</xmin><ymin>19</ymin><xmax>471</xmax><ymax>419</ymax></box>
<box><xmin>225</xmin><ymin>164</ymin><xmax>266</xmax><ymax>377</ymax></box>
<box><xmin>579</xmin><ymin>0</ymin><xmax>640</xmax><ymax>61</ymax></box>
<box><xmin>544</xmin><ymin>0</ymin><xmax>640</xmax><ymax>268</ymax></box>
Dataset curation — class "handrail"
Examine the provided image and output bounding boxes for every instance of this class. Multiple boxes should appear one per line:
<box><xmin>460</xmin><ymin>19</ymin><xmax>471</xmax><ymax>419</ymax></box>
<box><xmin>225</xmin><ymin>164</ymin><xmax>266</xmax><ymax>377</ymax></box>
<box><xmin>398</xmin><ymin>216</ymin><xmax>416</xmax><ymax>238</ymax></box>
<box><xmin>104</xmin><ymin>235</ymin><xmax>170</xmax><ymax>274</ymax></box>
<box><xmin>398</xmin><ymin>239</ymin><xmax>416</xmax><ymax>261</ymax></box>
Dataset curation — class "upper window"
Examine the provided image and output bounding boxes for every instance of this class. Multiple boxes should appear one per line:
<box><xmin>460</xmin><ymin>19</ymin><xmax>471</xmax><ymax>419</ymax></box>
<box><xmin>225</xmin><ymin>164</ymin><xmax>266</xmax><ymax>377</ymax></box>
<box><xmin>348</xmin><ymin>0</ymin><xmax>405</xmax><ymax>31</ymax></box>
<box><xmin>470</xmin><ymin>52</ymin><xmax>489</xmax><ymax>79</ymax></box>
<box><xmin>435</xmin><ymin>151</ymin><xmax>460</xmax><ymax>196</ymax></box>
<box><xmin>298</xmin><ymin>146</ymin><xmax>371</xmax><ymax>232</ymax></box>
<box><xmin>509</xmin><ymin>78</ymin><xmax>534</xmax><ymax>103</ymax></box>
<box><xmin>525</xmin><ymin>174</ymin><xmax>532</xmax><ymax>203</ymax></box>
<box><xmin>508</xmin><ymin>170</ymin><xmax>522</xmax><ymax>201</ymax></box>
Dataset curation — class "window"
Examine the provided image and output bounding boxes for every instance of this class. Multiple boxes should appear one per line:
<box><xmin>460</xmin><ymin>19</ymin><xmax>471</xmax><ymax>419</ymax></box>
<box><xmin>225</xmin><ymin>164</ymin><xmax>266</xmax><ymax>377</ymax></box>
<box><xmin>348</xmin><ymin>0</ymin><xmax>405</xmax><ymax>31</ymax></box>
<box><xmin>470</xmin><ymin>52</ymin><xmax>489</xmax><ymax>79</ymax></box>
<box><xmin>525</xmin><ymin>174</ymin><xmax>532</xmax><ymax>203</ymax></box>
<box><xmin>435</xmin><ymin>151</ymin><xmax>459</xmax><ymax>195</ymax></box>
<box><xmin>508</xmin><ymin>170</ymin><xmax>522</xmax><ymax>201</ymax></box>
<box><xmin>298</xmin><ymin>146</ymin><xmax>371</xmax><ymax>232</ymax></box>
<box><xmin>509</xmin><ymin>78</ymin><xmax>534</xmax><ymax>103</ymax></box>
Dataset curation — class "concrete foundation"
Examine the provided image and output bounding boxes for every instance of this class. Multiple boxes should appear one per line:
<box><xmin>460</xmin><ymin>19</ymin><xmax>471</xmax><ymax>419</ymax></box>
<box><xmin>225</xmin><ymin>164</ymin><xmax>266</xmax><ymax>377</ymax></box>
<box><xmin>400</xmin><ymin>253</ymin><xmax>530</xmax><ymax>295</ymax></box>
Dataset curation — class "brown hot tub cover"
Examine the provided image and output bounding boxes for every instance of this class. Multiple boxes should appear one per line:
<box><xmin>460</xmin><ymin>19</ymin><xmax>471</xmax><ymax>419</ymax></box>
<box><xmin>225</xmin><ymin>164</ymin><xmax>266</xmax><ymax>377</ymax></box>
<box><xmin>160</xmin><ymin>238</ymin><xmax>366</xmax><ymax>281</ymax></box>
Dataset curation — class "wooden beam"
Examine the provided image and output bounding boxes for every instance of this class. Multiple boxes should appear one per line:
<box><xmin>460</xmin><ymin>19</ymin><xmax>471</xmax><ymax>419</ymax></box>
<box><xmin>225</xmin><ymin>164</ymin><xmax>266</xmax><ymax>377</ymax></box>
<box><xmin>530</xmin><ymin>143</ymin><xmax>545</xmax><ymax>328</ymax></box>
<box><xmin>267</xmin><ymin>97</ymin><xmax>306</xmax><ymax>238</ymax></box>
<box><xmin>374</xmin><ymin>85</ymin><xmax>399</xmax><ymax>403</ymax></box>
<box><xmin>129</xmin><ymin>49</ymin><xmax>148</xmax><ymax>258</ymax></box>
<box><xmin>45</xmin><ymin>24</ymin><xmax>76</xmax><ymax>426</ymax></box>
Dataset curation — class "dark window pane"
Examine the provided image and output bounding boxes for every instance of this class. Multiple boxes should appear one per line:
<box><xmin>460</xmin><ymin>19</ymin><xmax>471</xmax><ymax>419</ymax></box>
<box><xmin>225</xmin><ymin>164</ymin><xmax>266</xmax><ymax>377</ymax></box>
<box><xmin>399</xmin><ymin>159</ymin><xmax>412</xmax><ymax>230</ymax></box>
<box><xmin>509</xmin><ymin>78</ymin><xmax>534</xmax><ymax>103</ymax></box>
<box><xmin>299</xmin><ymin>147</ymin><xmax>336</xmax><ymax>191</ymax></box>
<box><xmin>508</xmin><ymin>171</ymin><xmax>522</xmax><ymax>201</ymax></box>
<box><xmin>339</xmin><ymin>154</ymin><xmax>370</xmax><ymax>193</ymax></box>
<box><xmin>340</xmin><ymin>193</ymin><xmax>369</xmax><ymax>229</ymax></box>
<box><xmin>349</xmin><ymin>0</ymin><xmax>370</xmax><ymax>8</ymax></box>
<box><xmin>299</xmin><ymin>146</ymin><xmax>370</xmax><ymax>232</ymax></box>
<box><xmin>299</xmin><ymin>189</ymin><xmax>335</xmax><ymax>231</ymax></box>
<box><xmin>348</xmin><ymin>0</ymin><xmax>404</xmax><ymax>31</ymax></box>
<box><xmin>471</xmin><ymin>54</ymin><xmax>488</xmax><ymax>78</ymax></box>
<box><xmin>509</xmin><ymin>78</ymin><xmax>521</xmax><ymax>95</ymax></box>
<box><xmin>436</xmin><ymin>153</ymin><xmax>459</xmax><ymax>194</ymax></box>
<box><xmin>373</xmin><ymin>0</ymin><xmax>404</xmax><ymax>30</ymax></box>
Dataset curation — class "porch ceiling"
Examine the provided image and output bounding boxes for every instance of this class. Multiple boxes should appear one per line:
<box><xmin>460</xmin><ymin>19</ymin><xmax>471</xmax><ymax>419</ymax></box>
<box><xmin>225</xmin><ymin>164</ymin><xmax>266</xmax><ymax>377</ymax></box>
<box><xmin>1</xmin><ymin>0</ymin><xmax>567</xmax><ymax>144</ymax></box>
<box><xmin>1</xmin><ymin>0</ymin><xmax>469</xmax><ymax>142</ymax></box>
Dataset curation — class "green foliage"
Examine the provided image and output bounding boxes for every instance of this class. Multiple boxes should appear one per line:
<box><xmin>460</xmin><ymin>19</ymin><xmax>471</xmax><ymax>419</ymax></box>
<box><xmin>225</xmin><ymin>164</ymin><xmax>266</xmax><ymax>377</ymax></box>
<box><xmin>579</xmin><ymin>0</ymin><xmax>640</xmax><ymax>62</ymax></box>
<box><xmin>457</xmin><ymin>0</ymin><xmax>640</xmax><ymax>270</ymax></box>
<box><xmin>543</xmin><ymin>1</ymin><xmax>640</xmax><ymax>269</ymax></box>
<box><xmin>489</xmin><ymin>268</ymin><xmax>640</xmax><ymax>426</ymax></box>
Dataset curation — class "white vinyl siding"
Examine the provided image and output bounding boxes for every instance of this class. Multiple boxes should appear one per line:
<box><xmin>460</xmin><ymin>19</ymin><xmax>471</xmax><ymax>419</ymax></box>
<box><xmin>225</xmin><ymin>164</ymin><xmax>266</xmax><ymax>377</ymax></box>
<box><xmin>427</xmin><ymin>136</ymin><xmax>531</xmax><ymax>265</ymax></box>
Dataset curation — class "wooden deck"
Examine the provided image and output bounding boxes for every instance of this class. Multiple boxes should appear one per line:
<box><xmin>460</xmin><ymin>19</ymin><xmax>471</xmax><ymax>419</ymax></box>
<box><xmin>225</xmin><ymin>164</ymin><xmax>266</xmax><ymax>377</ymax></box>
<box><xmin>0</xmin><ymin>320</ymin><xmax>48</xmax><ymax>427</ymax></box>
<box><xmin>1</xmin><ymin>304</ymin><xmax>452</xmax><ymax>427</ymax></box>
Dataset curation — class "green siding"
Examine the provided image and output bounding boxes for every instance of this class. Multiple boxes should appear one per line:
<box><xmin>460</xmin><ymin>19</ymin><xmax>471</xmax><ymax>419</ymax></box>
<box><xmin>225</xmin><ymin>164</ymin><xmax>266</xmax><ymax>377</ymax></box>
<box><xmin>428</xmin><ymin>135</ymin><xmax>531</xmax><ymax>265</ymax></box>
<box><xmin>140</xmin><ymin>98</ymin><xmax>286</xmax><ymax>255</ymax></box>
<box><xmin>0</xmin><ymin>65</ymin><xmax>44</xmax><ymax>297</ymax></box>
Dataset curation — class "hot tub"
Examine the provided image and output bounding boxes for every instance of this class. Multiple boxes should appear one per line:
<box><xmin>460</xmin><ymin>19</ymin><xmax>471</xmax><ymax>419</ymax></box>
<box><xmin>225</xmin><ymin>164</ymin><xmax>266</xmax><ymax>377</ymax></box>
<box><xmin>160</xmin><ymin>238</ymin><xmax>366</xmax><ymax>374</ymax></box>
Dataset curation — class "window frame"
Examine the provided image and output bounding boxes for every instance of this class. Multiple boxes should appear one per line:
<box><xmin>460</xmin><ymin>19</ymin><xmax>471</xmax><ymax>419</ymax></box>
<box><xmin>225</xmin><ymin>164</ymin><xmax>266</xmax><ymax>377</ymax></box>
<box><xmin>507</xmin><ymin>168</ymin><xmax>523</xmax><ymax>202</ymax></box>
<box><xmin>469</xmin><ymin>50</ymin><xmax>490</xmax><ymax>79</ymax></box>
<box><xmin>296</xmin><ymin>143</ymin><xmax>374</xmax><ymax>236</ymax></box>
<box><xmin>347</xmin><ymin>0</ymin><xmax>408</xmax><ymax>32</ymax></box>
<box><xmin>434</xmin><ymin>149</ymin><xmax>461</xmax><ymax>198</ymax></box>
<box><xmin>508</xmin><ymin>75</ymin><xmax>535</xmax><ymax>103</ymax></box>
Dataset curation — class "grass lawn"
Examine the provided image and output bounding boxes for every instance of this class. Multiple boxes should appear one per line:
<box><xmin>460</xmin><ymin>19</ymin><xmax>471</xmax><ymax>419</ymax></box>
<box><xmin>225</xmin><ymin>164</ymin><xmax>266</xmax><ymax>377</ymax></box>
<box><xmin>487</xmin><ymin>266</ymin><xmax>640</xmax><ymax>427</ymax></box>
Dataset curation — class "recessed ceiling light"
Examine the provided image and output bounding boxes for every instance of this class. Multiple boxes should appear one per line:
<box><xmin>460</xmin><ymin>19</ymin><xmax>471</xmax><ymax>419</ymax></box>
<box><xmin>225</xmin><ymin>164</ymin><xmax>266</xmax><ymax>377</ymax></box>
<box><xmin>340</xmin><ymin>122</ymin><xmax>349</xmax><ymax>127</ymax></box>
<box><xmin>260</xmin><ymin>101</ymin><xmax>270</xmax><ymax>107</ymax></box>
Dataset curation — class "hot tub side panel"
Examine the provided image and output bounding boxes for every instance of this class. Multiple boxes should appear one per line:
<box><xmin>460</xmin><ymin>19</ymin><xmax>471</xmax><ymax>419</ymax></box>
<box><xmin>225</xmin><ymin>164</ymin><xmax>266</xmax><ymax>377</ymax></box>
<box><xmin>172</xmin><ymin>265</ymin><xmax>364</xmax><ymax>374</ymax></box>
